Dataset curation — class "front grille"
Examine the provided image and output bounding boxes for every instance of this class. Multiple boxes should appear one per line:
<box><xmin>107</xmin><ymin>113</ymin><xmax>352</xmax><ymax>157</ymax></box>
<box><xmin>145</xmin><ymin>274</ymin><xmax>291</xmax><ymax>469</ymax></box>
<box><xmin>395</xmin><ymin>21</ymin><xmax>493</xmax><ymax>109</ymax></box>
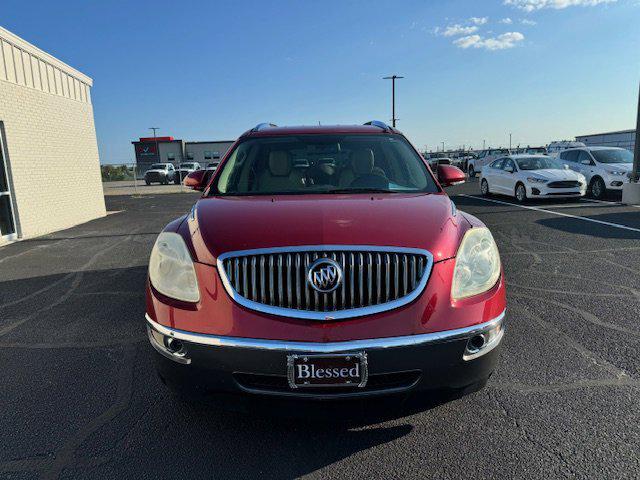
<box><xmin>548</xmin><ymin>181</ymin><xmax>581</xmax><ymax>188</ymax></box>
<box><xmin>218</xmin><ymin>246</ymin><xmax>433</xmax><ymax>320</ymax></box>
<box><xmin>145</xmin><ymin>172</ymin><xmax>163</xmax><ymax>182</ymax></box>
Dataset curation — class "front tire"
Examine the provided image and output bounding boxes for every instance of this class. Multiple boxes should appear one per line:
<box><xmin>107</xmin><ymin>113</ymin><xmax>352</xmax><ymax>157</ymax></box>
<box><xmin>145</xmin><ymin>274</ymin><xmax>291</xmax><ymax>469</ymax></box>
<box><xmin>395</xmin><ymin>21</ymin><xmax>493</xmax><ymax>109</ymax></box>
<box><xmin>590</xmin><ymin>177</ymin><xmax>606</xmax><ymax>200</ymax></box>
<box><xmin>515</xmin><ymin>183</ymin><xmax>527</xmax><ymax>203</ymax></box>
<box><xmin>481</xmin><ymin>179</ymin><xmax>490</xmax><ymax>196</ymax></box>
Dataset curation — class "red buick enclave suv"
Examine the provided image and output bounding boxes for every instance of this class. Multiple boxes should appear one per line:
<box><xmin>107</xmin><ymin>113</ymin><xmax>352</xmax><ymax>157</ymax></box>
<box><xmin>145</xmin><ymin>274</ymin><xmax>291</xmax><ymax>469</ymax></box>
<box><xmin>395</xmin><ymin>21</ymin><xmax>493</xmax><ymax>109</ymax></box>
<box><xmin>146</xmin><ymin>121</ymin><xmax>506</xmax><ymax>400</ymax></box>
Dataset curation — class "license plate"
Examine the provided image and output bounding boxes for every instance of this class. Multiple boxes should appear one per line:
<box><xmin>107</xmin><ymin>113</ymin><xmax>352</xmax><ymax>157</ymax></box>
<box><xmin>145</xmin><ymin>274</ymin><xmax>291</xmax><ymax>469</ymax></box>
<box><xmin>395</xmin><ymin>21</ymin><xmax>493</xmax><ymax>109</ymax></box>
<box><xmin>287</xmin><ymin>352</ymin><xmax>368</xmax><ymax>389</ymax></box>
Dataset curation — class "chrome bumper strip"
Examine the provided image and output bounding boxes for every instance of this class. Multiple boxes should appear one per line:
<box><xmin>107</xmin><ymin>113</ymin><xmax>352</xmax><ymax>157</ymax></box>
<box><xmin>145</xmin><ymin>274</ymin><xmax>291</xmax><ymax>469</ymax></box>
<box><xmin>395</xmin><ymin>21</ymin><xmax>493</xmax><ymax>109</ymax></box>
<box><xmin>145</xmin><ymin>311</ymin><xmax>505</xmax><ymax>354</ymax></box>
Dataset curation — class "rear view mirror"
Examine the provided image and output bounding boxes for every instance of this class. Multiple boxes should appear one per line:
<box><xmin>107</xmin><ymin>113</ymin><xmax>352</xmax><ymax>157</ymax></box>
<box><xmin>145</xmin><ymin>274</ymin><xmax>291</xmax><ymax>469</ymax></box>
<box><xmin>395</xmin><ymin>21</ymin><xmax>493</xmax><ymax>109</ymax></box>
<box><xmin>437</xmin><ymin>164</ymin><xmax>466</xmax><ymax>187</ymax></box>
<box><xmin>184</xmin><ymin>170</ymin><xmax>207</xmax><ymax>191</ymax></box>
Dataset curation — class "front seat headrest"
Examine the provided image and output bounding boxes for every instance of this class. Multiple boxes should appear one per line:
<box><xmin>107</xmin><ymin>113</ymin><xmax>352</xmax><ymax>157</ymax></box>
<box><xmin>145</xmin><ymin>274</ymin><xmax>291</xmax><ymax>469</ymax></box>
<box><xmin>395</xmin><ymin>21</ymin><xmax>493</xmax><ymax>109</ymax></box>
<box><xmin>268</xmin><ymin>151</ymin><xmax>292</xmax><ymax>177</ymax></box>
<box><xmin>351</xmin><ymin>149</ymin><xmax>374</xmax><ymax>175</ymax></box>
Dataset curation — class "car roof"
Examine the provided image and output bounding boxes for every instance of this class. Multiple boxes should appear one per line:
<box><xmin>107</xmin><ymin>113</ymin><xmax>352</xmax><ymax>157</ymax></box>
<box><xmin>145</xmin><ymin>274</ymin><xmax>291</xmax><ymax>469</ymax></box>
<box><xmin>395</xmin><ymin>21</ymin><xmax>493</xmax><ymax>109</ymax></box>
<box><xmin>241</xmin><ymin>124</ymin><xmax>399</xmax><ymax>138</ymax></box>
<box><xmin>585</xmin><ymin>146</ymin><xmax>625</xmax><ymax>151</ymax></box>
<box><xmin>509</xmin><ymin>154</ymin><xmax>550</xmax><ymax>158</ymax></box>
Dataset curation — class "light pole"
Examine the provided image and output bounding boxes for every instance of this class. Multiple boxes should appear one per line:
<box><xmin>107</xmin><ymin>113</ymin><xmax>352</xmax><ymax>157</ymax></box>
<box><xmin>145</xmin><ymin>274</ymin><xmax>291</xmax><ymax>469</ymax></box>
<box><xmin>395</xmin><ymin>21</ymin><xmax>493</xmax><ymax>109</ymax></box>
<box><xmin>632</xmin><ymin>82</ymin><xmax>640</xmax><ymax>183</ymax></box>
<box><xmin>149</xmin><ymin>127</ymin><xmax>160</xmax><ymax>162</ymax></box>
<box><xmin>383</xmin><ymin>75</ymin><xmax>404</xmax><ymax>127</ymax></box>
<box><xmin>441</xmin><ymin>141</ymin><xmax>445</xmax><ymax>152</ymax></box>
<box><xmin>483</xmin><ymin>139</ymin><xmax>486</xmax><ymax>150</ymax></box>
<box><xmin>623</xmin><ymin>81</ymin><xmax>640</xmax><ymax>204</ymax></box>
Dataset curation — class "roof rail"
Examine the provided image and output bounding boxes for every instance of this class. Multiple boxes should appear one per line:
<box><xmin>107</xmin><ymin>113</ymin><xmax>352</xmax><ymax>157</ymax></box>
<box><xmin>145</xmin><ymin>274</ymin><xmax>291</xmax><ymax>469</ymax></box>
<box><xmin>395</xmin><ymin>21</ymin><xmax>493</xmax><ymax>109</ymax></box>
<box><xmin>251</xmin><ymin>123</ymin><xmax>278</xmax><ymax>132</ymax></box>
<box><xmin>363</xmin><ymin>120</ymin><xmax>392</xmax><ymax>132</ymax></box>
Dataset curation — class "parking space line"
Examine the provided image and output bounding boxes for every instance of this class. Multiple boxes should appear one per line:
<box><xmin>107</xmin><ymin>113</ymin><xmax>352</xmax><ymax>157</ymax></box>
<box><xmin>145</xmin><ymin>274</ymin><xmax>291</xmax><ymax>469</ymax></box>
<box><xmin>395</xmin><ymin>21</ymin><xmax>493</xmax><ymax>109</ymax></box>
<box><xmin>581</xmin><ymin>198</ymin><xmax>640</xmax><ymax>209</ymax></box>
<box><xmin>459</xmin><ymin>195</ymin><xmax>640</xmax><ymax>234</ymax></box>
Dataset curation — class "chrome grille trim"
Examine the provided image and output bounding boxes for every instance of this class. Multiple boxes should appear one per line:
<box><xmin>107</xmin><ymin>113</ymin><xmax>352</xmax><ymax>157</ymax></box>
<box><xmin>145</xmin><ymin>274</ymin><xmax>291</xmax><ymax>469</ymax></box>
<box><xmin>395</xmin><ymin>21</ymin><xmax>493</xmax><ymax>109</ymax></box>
<box><xmin>217</xmin><ymin>245</ymin><xmax>434</xmax><ymax>321</ymax></box>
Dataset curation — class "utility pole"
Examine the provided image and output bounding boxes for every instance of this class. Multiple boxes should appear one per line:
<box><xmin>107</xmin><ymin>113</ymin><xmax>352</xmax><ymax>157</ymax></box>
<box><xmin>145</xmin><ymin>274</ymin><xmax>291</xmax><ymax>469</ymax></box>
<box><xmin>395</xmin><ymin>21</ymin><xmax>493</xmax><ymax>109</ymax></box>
<box><xmin>383</xmin><ymin>75</ymin><xmax>404</xmax><ymax>127</ymax></box>
<box><xmin>441</xmin><ymin>141</ymin><xmax>445</xmax><ymax>152</ymax></box>
<box><xmin>483</xmin><ymin>139</ymin><xmax>486</xmax><ymax>150</ymax></box>
<box><xmin>509</xmin><ymin>133</ymin><xmax>512</xmax><ymax>150</ymax></box>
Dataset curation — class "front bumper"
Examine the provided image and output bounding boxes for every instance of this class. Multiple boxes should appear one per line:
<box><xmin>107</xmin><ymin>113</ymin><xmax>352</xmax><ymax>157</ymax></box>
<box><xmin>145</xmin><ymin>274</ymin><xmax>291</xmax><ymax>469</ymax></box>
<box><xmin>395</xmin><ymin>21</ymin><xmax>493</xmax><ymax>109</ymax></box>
<box><xmin>527</xmin><ymin>184</ymin><xmax>586</xmax><ymax>198</ymax></box>
<box><xmin>604</xmin><ymin>176</ymin><xmax>629</xmax><ymax>191</ymax></box>
<box><xmin>146</xmin><ymin>311</ymin><xmax>504</xmax><ymax>399</ymax></box>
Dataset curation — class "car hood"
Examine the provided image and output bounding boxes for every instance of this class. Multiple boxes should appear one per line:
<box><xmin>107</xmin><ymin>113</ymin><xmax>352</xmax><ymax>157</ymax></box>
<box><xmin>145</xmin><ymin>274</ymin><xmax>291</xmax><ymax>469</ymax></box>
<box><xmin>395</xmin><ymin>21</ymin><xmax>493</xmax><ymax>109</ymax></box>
<box><xmin>186</xmin><ymin>193</ymin><xmax>466</xmax><ymax>266</ymax></box>
<box><xmin>145</xmin><ymin>169</ymin><xmax>167</xmax><ymax>174</ymax></box>
<box><xmin>526</xmin><ymin>169</ymin><xmax>583</xmax><ymax>181</ymax></box>
<box><xmin>603</xmin><ymin>163</ymin><xmax>632</xmax><ymax>172</ymax></box>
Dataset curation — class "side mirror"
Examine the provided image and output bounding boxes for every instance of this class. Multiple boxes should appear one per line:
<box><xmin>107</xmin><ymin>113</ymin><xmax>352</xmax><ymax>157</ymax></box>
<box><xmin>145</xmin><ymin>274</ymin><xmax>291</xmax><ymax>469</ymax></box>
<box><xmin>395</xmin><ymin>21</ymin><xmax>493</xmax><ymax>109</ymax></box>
<box><xmin>437</xmin><ymin>164</ymin><xmax>466</xmax><ymax>187</ymax></box>
<box><xmin>184</xmin><ymin>170</ymin><xmax>207</xmax><ymax>191</ymax></box>
<box><xmin>580</xmin><ymin>159</ymin><xmax>591</xmax><ymax>166</ymax></box>
<box><xmin>564</xmin><ymin>164</ymin><xmax>569</xmax><ymax>170</ymax></box>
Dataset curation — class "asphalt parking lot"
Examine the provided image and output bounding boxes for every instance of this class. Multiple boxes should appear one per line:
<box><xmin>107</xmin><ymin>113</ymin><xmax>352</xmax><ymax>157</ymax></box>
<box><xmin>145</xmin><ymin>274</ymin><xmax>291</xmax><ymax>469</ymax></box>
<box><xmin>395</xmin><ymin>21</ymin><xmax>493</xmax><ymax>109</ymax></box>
<box><xmin>102</xmin><ymin>180</ymin><xmax>196</xmax><ymax>196</ymax></box>
<box><xmin>1</xmin><ymin>183</ymin><xmax>639</xmax><ymax>480</ymax></box>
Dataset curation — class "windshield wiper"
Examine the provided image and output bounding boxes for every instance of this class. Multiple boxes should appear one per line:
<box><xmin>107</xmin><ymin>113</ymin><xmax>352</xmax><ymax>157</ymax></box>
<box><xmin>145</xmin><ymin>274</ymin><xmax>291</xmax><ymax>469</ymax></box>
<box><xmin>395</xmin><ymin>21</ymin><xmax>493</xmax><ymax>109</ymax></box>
<box><xmin>324</xmin><ymin>188</ymin><xmax>395</xmax><ymax>194</ymax></box>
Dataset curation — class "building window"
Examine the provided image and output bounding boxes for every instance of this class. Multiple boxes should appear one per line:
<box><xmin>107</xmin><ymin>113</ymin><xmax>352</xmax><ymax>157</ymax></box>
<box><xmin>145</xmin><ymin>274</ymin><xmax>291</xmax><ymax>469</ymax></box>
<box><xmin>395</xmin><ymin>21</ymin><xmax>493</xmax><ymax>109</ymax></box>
<box><xmin>167</xmin><ymin>153</ymin><xmax>175</xmax><ymax>163</ymax></box>
<box><xmin>0</xmin><ymin>126</ymin><xmax>17</xmax><ymax>238</ymax></box>
<box><xmin>204</xmin><ymin>151</ymin><xmax>212</xmax><ymax>160</ymax></box>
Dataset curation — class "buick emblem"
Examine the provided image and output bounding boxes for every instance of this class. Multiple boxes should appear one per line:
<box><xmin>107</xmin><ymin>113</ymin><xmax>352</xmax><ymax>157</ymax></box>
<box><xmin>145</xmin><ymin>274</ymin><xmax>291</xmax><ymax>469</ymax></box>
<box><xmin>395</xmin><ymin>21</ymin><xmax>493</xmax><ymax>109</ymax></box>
<box><xmin>307</xmin><ymin>258</ymin><xmax>343</xmax><ymax>293</ymax></box>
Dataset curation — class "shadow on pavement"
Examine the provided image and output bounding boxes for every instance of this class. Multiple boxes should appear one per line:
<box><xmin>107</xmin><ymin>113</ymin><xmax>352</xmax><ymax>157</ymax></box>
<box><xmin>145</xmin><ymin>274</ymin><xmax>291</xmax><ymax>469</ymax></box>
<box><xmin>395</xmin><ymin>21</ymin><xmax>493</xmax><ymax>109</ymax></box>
<box><xmin>536</xmin><ymin>211</ymin><xmax>640</xmax><ymax>239</ymax></box>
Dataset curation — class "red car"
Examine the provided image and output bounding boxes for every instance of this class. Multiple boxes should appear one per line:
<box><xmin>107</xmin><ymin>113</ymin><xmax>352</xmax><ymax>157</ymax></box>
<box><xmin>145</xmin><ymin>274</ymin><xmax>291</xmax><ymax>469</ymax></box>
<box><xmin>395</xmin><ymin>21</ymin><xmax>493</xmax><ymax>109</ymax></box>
<box><xmin>146</xmin><ymin>121</ymin><xmax>506</xmax><ymax>400</ymax></box>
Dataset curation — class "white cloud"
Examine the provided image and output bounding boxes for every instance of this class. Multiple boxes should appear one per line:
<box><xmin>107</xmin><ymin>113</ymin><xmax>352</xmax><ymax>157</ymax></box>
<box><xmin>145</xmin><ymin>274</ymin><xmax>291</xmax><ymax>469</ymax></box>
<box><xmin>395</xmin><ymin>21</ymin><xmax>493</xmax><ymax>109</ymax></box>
<box><xmin>521</xmin><ymin>18</ymin><xmax>537</xmax><ymax>25</ymax></box>
<box><xmin>470</xmin><ymin>16</ymin><xmax>489</xmax><ymax>25</ymax></box>
<box><xmin>504</xmin><ymin>0</ymin><xmax>616</xmax><ymax>12</ymax></box>
<box><xmin>454</xmin><ymin>31</ymin><xmax>525</xmax><ymax>50</ymax></box>
<box><xmin>442</xmin><ymin>24</ymin><xmax>479</xmax><ymax>36</ymax></box>
<box><xmin>500</xmin><ymin>17</ymin><xmax>514</xmax><ymax>23</ymax></box>
<box><xmin>453</xmin><ymin>35</ymin><xmax>483</xmax><ymax>48</ymax></box>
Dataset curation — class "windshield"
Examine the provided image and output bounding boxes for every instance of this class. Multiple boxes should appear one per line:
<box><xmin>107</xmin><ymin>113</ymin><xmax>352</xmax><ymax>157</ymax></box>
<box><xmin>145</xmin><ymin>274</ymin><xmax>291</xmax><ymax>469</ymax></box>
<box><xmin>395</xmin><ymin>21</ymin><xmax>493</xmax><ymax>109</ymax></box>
<box><xmin>150</xmin><ymin>164</ymin><xmax>167</xmax><ymax>170</ymax></box>
<box><xmin>212</xmin><ymin>134</ymin><xmax>439</xmax><ymax>195</ymax></box>
<box><xmin>516</xmin><ymin>156</ymin><xmax>564</xmax><ymax>170</ymax></box>
<box><xmin>591</xmin><ymin>149</ymin><xmax>633</xmax><ymax>164</ymax></box>
<box><xmin>180</xmin><ymin>163</ymin><xmax>196</xmax><ymax>169</ymax></box>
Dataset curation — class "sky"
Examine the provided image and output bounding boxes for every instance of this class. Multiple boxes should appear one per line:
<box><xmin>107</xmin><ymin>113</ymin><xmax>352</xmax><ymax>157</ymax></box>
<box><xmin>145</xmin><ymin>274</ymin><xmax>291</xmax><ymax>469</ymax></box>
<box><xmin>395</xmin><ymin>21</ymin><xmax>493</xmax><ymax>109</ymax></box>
<box><xmin>1</xmin><ymin>0</ymin><xmax>639</xmax><ymax>163</ymax></box>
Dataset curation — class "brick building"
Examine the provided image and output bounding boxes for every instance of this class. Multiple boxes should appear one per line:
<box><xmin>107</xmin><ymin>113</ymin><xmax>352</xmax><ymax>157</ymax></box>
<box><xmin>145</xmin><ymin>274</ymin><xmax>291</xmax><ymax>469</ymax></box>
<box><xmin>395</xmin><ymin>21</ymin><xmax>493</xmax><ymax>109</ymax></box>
<box><xmin>0</xmin><ymin>26</ymin><xmax>105</xmax><ymax>244</ymax></box>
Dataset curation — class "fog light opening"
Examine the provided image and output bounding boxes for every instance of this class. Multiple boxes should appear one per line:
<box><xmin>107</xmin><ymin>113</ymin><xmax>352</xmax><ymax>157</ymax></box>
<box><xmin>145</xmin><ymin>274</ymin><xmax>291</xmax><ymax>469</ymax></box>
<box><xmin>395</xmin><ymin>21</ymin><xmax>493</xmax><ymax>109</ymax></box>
<box><xmin>165</xmin><ymin>337</ymin><xmax>185</xmax><ymax>355</ymax></box>
<box><xmin>467</xmin><ymin>334</ymin><xmax>486</xmax><ymax>354</ymax></box>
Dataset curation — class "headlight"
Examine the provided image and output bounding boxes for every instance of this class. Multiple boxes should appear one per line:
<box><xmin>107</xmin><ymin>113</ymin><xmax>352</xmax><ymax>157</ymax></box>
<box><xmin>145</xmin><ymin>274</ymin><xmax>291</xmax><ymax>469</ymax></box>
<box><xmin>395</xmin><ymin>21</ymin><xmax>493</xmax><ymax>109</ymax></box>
<box><xmin>526</xmin><ymin>177</ymin><xmax>547</xmax><ymax>183</ymax></box>
<box><xmin>452</xmin><ymin>227</ymin><xmax>501</xmax><ymax>300</ymax></box>
<box><xmin>607</xmin><ymin>170</ymin><xmax>625</xmax><ymax>176</ymax></box>
<box><xmin>149</xmin><ymin>232</ymin><xmax>200</xmax><ymax>302</ymax></box>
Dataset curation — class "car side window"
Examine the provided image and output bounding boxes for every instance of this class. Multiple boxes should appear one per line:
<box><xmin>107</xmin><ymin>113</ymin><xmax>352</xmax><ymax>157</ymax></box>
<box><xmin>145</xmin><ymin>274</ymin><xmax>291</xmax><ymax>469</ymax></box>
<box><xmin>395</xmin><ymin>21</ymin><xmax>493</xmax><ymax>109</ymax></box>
<box><xmin>577</xmin><ymin>151</ymin><xmax>593</xmax><ymax>165</ymax></box>
<box><xmin>490</xmin><ymin>159</ymin><xmax>504</xmax><ymax>169</ymax></box>
<box><xmin>562</xmin><ymin>150</ymin><xmax>578</xmax><ymax>163</ymax></box>
<box><xmin>503</xmin><ymin>159</ymin><xmax>516</xmax><ymax>172</ymax></box>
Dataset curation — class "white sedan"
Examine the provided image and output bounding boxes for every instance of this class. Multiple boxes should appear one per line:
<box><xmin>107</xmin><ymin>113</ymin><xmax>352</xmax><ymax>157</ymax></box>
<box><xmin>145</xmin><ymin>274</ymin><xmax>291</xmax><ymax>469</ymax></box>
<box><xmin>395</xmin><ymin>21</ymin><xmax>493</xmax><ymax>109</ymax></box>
<box><xmin>480</xmin><ymin>155</ymin><xmax>587</xmax><ymax>203</ymax></box>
